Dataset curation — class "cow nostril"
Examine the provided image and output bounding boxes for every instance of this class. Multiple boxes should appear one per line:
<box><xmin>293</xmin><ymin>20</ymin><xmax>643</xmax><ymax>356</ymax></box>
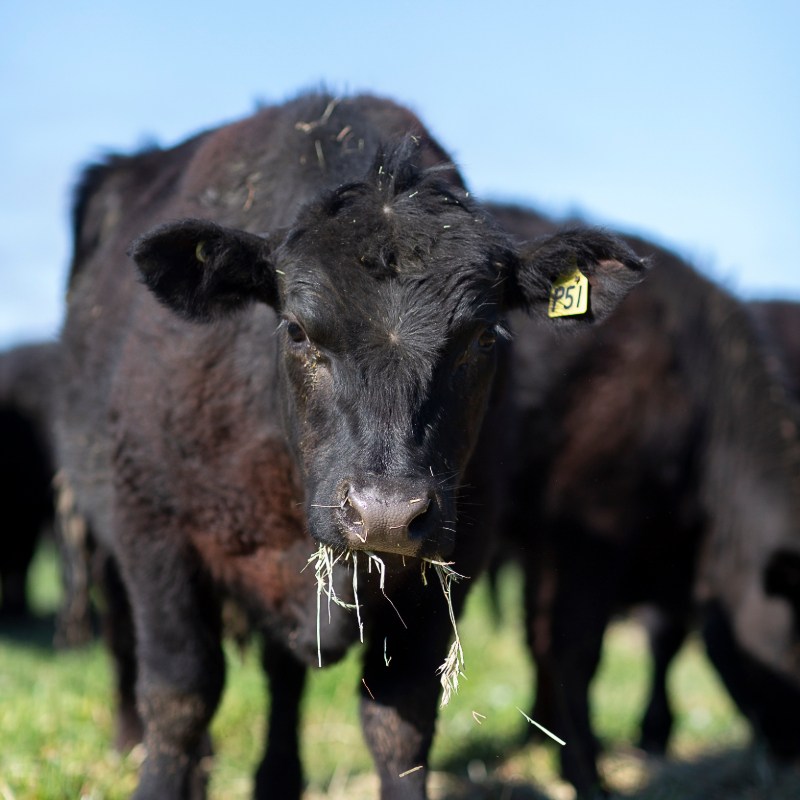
<box><xmin>407</xmin><ymin>492</ymin><xmax>437</xmax><ymax>539</ymax></box>
<box><xmin>341</xmin><ymin>487</ymin><xmax>367</xmax><ymax>539</ymax></box>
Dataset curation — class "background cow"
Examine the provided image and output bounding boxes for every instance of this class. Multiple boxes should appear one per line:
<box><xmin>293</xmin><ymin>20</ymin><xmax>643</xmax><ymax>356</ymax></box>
<box><xmin>57</xmin><ymin>93</ymin><xmax>645</xmax><ymax>799</ymax></box>
<box><xmin>750</xmin><ymin>300</ymin><xmax>800</xmax><ymax>399</ymax></box>
<box><xmin>488</xmin><ymin>202</ymin><xmax>800</xmax><ymax>796</ymax></box>
<box><xmin>0</xmin><ymin>341</ymin><xmax>58</xmax><ymax>620</ymax></box>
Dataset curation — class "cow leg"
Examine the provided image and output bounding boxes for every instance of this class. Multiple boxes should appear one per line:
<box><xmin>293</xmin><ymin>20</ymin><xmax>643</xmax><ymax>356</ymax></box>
<box><xmin>0</xmin><ymin>518</ymin><xmax>39</xmax><ymax>618</ymax></box>
<box><xmin>638</xmin><ymin>608</ymin><xmax>688</xmax><ymax>754</ymax></box>
<box><xmin>526</xmin><ymin>538</ymin><xmax>619</xmax><ymax>798</ymax></box>
<box><xmin>703</xmin><ymin>599</ymin><xmax>800</xmax><ymax>758</ymax></box>
<box><xmin>0</xmin><ymin>563</ymin><xmax>29</xmax><ymax>618</ymax></box>
<box><xmin>120</xmin><ymin>539</ymin><xmax>225</xmax><ymax>800</ymax></box>
<box><xmin>53</xmin><ymin>476</ymin><xmax>94</xmax><ymax>646</ymax></box>
<box><xmin>525</xmin><ymin>555</ymin><xmax>559</xmax><ymax>737</ymax></box>
<box><xmin>254</xmin><ymin>641</ymin><xmax>307</xmax><ymax>800</ymax></box>
<box><xmin>359</xmin><ymin>582</ymin><xmax>465</xmax><ymax>800</ymax></box>
<box><xmin>100</xmin><ymin>550</ymin><xmax>144</xmax><ymax>752</ymax></box>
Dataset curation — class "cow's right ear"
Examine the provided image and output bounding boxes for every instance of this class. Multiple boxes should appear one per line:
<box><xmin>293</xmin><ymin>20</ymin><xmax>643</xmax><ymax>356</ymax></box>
<box><xmin>128</xmin><ymin>219</ymin><xmax>282</xmax><ymax>322</ymax></box>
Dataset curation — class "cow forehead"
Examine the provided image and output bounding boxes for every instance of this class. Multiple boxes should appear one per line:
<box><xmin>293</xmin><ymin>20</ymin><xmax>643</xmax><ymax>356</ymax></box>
<box><xmin>285</xmin><ymin>171</ymin><xmax>510</xmax><ymax>267</ymax></box>
<box><xmin>278</xmin><ymin>184</ymin><xmax>511</xmax><ymax>334</ymax></box>
<box><xmin>286</xmin><ymin>244</ymin><xmax>503</xmax><ymax>319</ymax></box>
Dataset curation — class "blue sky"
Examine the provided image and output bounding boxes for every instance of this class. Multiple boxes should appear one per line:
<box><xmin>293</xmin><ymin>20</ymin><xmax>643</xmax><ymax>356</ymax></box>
<box><xmin>1</xmin><ymin>0</ymin><xmax>798</xmax><ymax>348</ymax></box>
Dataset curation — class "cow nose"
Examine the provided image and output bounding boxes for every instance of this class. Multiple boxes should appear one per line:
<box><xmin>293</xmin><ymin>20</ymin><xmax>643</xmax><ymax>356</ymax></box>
<box><xmin>340</xmin><ymin>478</ymin><xmax>439</xmax><ymax>555</ymax></box>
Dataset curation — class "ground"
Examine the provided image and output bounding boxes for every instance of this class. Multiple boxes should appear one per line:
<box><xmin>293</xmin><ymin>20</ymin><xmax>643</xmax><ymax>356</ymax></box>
<box><xmin>1</xmin><ymin>540</ymin><xmax>798</xmax><ymax>799</ymax></box>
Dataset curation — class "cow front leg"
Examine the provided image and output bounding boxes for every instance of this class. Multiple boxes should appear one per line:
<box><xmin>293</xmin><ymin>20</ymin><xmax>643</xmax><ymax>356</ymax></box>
<box><xmin>119</xmin><ymin>539</ymin><xmax>225</xmax><ymax>800</ymax></box>
<box><xmin>359</xmin><ymin>652</ymin><xmax>440</xmax><ymax>799</ymax></box>
<box><xmin>638</xmin><ymin>608</ymin><xmax>688</xmax><ymax>754</ymax></box>
<box><xmin>359</xmin><ymin>578</ymin><xmax>468</xmax><ymax>800</ymax></box>
<box><xmin>254</xmin><ymin>641</ymin><xmax>307</xmax><ymax>800</ymax></box>
<box><xmin>100</xmin><ymin>549</ymin><xmax>144</xmax><ymax>752</ymax></box>
<box><xmin>527</xmin><ymin>537</ymin><xmax>619</xmax><ymax>798</ymax></box>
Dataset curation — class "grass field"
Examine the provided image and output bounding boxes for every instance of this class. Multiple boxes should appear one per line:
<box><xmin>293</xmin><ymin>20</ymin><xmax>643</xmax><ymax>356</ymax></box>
<box><xmin>1</xmin><ymin>540</ymin><xmax>798</xmax><ymax>799</ymax></box>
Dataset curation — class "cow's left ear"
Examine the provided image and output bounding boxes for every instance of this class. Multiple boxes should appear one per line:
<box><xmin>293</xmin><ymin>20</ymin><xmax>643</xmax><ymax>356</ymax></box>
<box><xmin>506</xmin><ymin>228</ymin><xmax>648</xmax><ymax>328</ymax></box>
<box><xmin>128</xmin><ymin>218</ymin><xmax>283</xmax><ymax>322</ymax></box>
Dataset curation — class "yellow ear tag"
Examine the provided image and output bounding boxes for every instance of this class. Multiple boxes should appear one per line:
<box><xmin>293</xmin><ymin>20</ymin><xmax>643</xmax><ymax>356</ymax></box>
<box><xmin>548</xmin><ymin>267</ymin><xmax>589</xmax><ymax>318</ymax></box>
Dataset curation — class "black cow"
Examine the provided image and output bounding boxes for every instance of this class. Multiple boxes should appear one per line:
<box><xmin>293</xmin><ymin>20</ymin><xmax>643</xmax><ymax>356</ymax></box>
<box><xmin>489</xmin><ymin>202</ymin><xmax>800</xmax><ymax>796</ymax></box>
<box><xmin>0</xmin><ymin>341</ymin><xmax>58</xmax><ymax>619</ymax></box>
<box><xmin>56</xmin><ymin>93</ymin><xmax>645</xmax><ymax>800</ymax></box>
<box><xmin>750</xmin><ymin>300</ymin><xmax>800</xmax><ymax>399</ymax></box>
<box><xmin>633</xmin><ymin>299</ymin><xmax>800</xmax><ymax>761</ymax></box>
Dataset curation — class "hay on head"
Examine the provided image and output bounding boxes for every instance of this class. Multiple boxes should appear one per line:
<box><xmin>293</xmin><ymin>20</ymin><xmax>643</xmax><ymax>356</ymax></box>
<box><xmin>304</xmin><ymin>544</ymin><xmax>468</xmax><ymax>705</ymax></box>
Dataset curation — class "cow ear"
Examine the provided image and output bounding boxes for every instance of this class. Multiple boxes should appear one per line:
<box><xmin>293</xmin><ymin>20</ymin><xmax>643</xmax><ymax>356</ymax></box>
<box><xmin>128</xmin><ymin>219</ymin><xmax>282</xmax><ymax>322</ymax></box>
<box><xmin>506</xmin><ymin>228</ymin><xmax>648</xmax><ymax>329</ymax></box>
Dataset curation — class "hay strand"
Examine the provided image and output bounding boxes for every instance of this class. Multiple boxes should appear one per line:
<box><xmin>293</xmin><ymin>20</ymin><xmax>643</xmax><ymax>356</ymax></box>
<box><xmin>399</xmin><ymin>766</ymin><xmax>424</xmax><ymax>778</ymax></box>
<box><xmin>427</xmin><ymin>559</ymin><xmax>467</xmax><ymax>708</ymax></box>
<box><xmin>364</xmin><ymin>551</ymin><xmax>407</xmax><ymax>628</ymax></box>
<box><xmin>304</xmin><ymin>543</ymin><xmax>357</xmax><ymax>667</ymax></box>
<box><xmin>516</xmin><ymin>707</ymin><xmax>566</xmax><ymax>746</ymax></box>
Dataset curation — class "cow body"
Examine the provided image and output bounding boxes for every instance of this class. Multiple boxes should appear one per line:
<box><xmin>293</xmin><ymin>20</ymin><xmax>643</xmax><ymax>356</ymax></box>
<box><xmin>490</xmin><ymin>203</ymin><xmax>800</xmax><ymax>796</ymax></box>
<box><xmin>750</xmin><ymin>300</ymin><xmax>800</xmax><ymax>399</ymax></box>
<box><xmin>57</xmin><ymin>95</ymin><xmax>644</xmax><ymax>799</ymax></box>
<box><xmin>0</xmin><ymin>341</ymin><xmax>58</xmax><ymax>618</ymax></box>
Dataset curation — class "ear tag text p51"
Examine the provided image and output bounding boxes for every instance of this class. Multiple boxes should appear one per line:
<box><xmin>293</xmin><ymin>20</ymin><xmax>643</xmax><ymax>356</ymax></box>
<box><xmin>548</xmin><ymin>268</ymin><xmax>589</xmax><ymax>317</ymax></box>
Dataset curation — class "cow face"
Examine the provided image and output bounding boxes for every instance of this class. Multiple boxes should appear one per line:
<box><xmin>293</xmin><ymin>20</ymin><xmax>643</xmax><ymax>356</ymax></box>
<box><xmin>131</xmin><ymin>146</ymin><xmax>646</xmax><ymax>560</ymax></box>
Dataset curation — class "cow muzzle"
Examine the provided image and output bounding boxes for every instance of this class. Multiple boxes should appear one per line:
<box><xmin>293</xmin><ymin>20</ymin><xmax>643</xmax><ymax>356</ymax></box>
<box><xmin>334</xmin><ymin>475</ymin><xmax>445</xmax><ymax>557</ymax></box>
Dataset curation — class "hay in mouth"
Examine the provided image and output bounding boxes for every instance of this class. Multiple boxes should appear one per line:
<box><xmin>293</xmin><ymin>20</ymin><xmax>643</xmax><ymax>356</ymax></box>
<box><xmin>305</xmin><ymin>543</ymin><xmax>467</xmax><ymax>706</ymax></box>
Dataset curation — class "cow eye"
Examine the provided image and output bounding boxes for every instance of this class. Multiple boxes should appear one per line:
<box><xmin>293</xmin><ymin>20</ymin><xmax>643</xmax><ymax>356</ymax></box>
<box><xmin>478</xmin><ymin>326</ymin><xmax>499</xmax><ymax>349</ymax></box>
<box><xmin>286</xmin><ymin>322</ymin><xmax>307</xmax><ymax>343</ymax></box>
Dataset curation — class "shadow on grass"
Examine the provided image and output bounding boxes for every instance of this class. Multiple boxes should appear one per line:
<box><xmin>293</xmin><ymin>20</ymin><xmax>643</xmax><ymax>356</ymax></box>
<box><xmin>624</xmin><ymin>745</ymin><xmax>800</xmax><ymax>800</ymax></box>
<box><xmin>430</xmin><ymin>744</ymin><xmax>800</xmax><ymax>800</ymax></box>
<box><xmin>440</xmin><ymin>782</ymin><xmax>553</xmax><ymax>800</ymax></box>
<box><xmin>435</xmin><ymin>733</ymin><xmax>525</xmax><ymax>777</ymax></box>
<box><xmin>434</xmin><ymin>736</ymin><xmax>558</xmax><ymax>800</ymax></box>
<box><xmin>0</xmin><ymin>611</ymin><xmax>58</xmax><ymax>649</ymax></box>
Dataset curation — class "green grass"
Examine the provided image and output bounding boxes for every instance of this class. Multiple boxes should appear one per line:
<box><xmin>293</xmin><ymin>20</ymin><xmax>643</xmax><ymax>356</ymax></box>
<box><xmin>1</xmin><ymin>544</ymin><xmax>796</xmax><ymax>799</ymax></box>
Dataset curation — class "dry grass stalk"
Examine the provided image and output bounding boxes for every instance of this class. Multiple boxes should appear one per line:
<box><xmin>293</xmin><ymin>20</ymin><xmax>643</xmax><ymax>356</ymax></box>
<box><xmin>516</xmin><ymin>706</ymin><xmax>566</xmax><ymax>746</ymax></box>
<box><xmin>352</xmin><ymin>550</ymin><xmax>363</xmax><ymax>642</ymax></box>
<box><xmin>427</xmin><ymin>559</ymin><xmax>467</xmax><ymax>708</ymax></box>
<box><xmin>364</xmin><ymin>550</ymin><xmax>407</xmax><ymax>628</ymax></box>
<box><xmin>398</xmin><ymin>766</ymin><xmax>424</xmax><ymax>778</ymax></box>
<box><xmin>294</xmin><ymin>97</ymin><xmax>340</xmax><ymax>133</ymax></box>
<box><xmin>305</xmin><ymin>543</ymin><xmax>357</xmax><ymax>667</ymax></box>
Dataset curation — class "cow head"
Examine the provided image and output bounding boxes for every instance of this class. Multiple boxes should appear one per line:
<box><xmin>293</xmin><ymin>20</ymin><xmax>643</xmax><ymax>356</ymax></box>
<box><xmin>130</xmin><ymin>143</ymin><xmax>646</xmax><ymax>560</ymax></box>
